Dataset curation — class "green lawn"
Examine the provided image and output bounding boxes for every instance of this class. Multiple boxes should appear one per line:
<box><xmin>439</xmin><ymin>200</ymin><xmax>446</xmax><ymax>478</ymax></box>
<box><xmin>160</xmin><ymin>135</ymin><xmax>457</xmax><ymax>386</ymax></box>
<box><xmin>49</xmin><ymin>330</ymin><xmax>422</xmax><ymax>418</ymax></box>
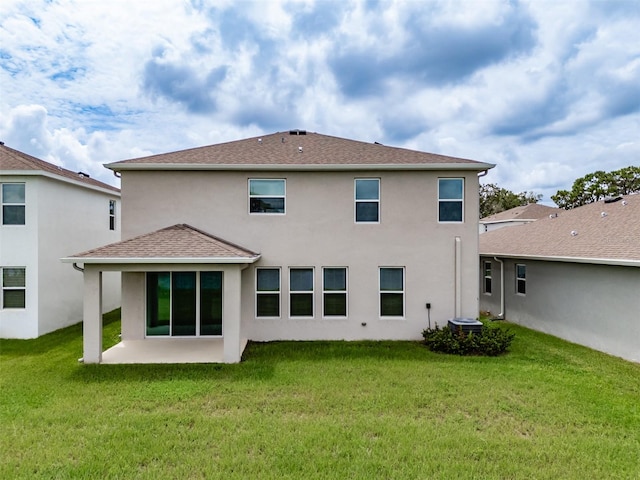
<box><xmin>1</xmin><ymin>311</ymin><xmax>639</xmax><ymax>479</ymax></box>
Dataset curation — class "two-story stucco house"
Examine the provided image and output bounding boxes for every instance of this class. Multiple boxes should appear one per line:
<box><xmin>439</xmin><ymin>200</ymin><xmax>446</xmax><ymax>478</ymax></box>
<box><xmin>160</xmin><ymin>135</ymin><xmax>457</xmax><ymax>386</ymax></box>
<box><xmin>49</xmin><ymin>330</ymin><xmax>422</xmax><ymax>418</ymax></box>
<box><xmin>0</xmin><ymin>143</ymin><xmax>121</xmax><ymax>338</ymax></box>
<box><xmin>64</xmin><ymin>131</ymin><xmax>494</xmax><ymax>364</ymax></box>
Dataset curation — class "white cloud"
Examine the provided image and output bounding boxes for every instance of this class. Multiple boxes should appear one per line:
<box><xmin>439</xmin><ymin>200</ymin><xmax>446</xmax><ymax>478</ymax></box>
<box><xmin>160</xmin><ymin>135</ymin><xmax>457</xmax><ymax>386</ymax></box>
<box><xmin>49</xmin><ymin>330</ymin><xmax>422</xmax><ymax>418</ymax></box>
<box><xmin>1</xmin><ymin>0</ymin><xmax>638</xmax><ymax>204</ymax></box>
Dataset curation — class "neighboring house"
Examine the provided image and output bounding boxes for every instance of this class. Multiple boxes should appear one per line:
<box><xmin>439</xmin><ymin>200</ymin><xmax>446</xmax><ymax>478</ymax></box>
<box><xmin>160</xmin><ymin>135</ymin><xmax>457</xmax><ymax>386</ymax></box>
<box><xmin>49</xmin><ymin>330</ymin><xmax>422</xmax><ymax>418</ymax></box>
<box><xmin>480</xmin><ymin>195</ymin><xmax>640</xmax><ymax>363</ymax></box>
<box><xmin>63</xmin><ymin>130</ymin><xmax>494</xmax><ymax>364</ymax></box>
<box><xmin>479</xmin><ymin>203</ymin><xmax>558</xmax><ymax>233</ymax></box>
<box><xmin>0</xmin><ymin>143</ymin><xmax>121</xmax><ymax>338</ymax></box>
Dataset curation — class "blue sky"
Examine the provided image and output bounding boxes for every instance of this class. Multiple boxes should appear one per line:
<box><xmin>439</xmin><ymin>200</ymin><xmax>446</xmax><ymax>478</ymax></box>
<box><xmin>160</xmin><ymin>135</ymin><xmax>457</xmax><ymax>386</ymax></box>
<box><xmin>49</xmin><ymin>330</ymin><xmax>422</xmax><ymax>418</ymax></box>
<box><xmin>1</xmin><ymin>0</ymin><xmax>639</xmax><ymax>203</ymax></box>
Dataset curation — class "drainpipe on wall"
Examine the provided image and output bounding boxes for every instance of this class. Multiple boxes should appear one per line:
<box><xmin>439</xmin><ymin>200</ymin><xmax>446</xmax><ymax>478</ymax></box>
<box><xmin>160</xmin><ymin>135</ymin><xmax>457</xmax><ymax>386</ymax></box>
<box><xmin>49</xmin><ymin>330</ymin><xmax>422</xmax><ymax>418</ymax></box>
<box><xmin>73</xmin><ymin>262</ymin><xmax>84</xmax><ymax>273</ymax></box>
<box><xmin>455</xmin><ymin>237</ymin><xmax>462</xmax><ymax>318</ymax></box>
<box><xmin>493</xmin><ymin>256</ymin><xmax>504</xmax><ymax>320</ymax></box>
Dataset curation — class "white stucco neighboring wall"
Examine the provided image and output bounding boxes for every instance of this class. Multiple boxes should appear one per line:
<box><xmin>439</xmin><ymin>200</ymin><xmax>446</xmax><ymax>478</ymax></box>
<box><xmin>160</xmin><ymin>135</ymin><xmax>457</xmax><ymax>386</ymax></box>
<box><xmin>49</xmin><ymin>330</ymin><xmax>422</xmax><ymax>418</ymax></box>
<box><xmin>1</xmin><ymin>175</ymin><xmax>121</xmax><ymax>338</ymax></box>
<box><xmin>120</xmin><ymin>169</ymin><xmax>482</xmax><ymax>342</ymax></box>
<box><xmin>480</xmin><ymin>257</ymin><xmax>640</xmax><ymax>363</ymax></box>
<box><xmin>0</xmin><ymin>176</ymin><xmax>40</xmax><ymax>337</ymax></box>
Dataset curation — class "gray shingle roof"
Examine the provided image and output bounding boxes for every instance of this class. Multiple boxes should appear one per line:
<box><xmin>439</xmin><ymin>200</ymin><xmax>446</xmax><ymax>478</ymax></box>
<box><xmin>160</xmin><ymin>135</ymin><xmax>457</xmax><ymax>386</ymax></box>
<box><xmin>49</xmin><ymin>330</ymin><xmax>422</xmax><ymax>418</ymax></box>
<box><xmin>481</xmin><ymin>203</ymin><xmax>559</xmax><ymax>222</ymax></box>
<box><xmin>0</xmin><ymin>144</ymin><xmax>120</xmax><ymax>193</ymax></box>
<box><xmin>106</xmin><ymin>131</ymin><xmax>494</xmax><ymax>171</ymax></box>
<box><xmin>480</xmin><ymin>195</ymin><xmax>640</xmax><ymax>265</ymax></box>
<box><xmin>64</xmin><ymin>224</ymin><xmax>260</xmax><ymax>264</ymax></box>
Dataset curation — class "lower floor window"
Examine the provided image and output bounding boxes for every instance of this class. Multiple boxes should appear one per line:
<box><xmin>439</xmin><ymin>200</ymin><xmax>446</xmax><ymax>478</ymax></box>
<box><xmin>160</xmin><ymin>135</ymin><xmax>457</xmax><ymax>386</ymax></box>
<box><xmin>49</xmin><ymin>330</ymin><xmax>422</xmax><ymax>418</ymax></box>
<box><xmin>146</xmin><ymin>271</ymin><xmax>223</xmax><ymax>336</ymax></box>
<box><xmin>2</xmin><ymin>267</ymin><xmax>26</xmax><ymax>308</ymax></box>
<box><xmin>256</xmin><ymin>268</ymin><xmax>280</xmax><ymax>317</ymax></box>
<box><xmin>323</xmin><ymin>267</ymin><xmax>347</xmax><ymax>317</ymax></box>
<box><xmin>290</xmin><ymin>268</ymin><xmax>314</xmax><ymax>317</ymax></box>
<box><xmin>380</xmin><ymin>267</ymin><xmax>404</xmax><ymax>317</ymax></box>
<box><xmin>483</xmin><ymin>261</ymin><xmax>492</xmax><ymax>294</ymax></box>
<box><xmin>516</xmin><ymin>264</ymin><xmax>526</xmax><ymax>295</ymax></box>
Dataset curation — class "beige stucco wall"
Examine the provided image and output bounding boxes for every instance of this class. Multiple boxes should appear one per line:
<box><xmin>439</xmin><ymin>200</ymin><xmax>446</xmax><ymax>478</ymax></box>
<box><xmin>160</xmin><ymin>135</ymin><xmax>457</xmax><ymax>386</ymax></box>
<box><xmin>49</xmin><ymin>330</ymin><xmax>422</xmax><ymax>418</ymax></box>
<box><xmin>480</xmin><ymin>257</ymin><xmax>640</xmax><ymax>363</ymax></box>
<box><xmin>120</xmin><ymin>169</ymin><xmax>481</xmax><ymax>341</ymax></box>
<box><xmin>0</xmin><ymin>175</ymin><xmax>121</xmax><ymax>338</ymax></box>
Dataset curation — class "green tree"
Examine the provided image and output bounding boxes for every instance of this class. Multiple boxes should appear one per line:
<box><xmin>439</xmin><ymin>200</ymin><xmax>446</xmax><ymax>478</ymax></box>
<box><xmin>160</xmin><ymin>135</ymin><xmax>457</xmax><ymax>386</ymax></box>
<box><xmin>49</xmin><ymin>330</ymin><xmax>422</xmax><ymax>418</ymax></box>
<box><xmin>551</xmin><ymin>166</ymin><xmax>640</xmax><ymax>209</ymax></box>
<box><xmin>479</xmin><ymin>183</ymin><xmax>541</xmax><ymax>218</ymax></box>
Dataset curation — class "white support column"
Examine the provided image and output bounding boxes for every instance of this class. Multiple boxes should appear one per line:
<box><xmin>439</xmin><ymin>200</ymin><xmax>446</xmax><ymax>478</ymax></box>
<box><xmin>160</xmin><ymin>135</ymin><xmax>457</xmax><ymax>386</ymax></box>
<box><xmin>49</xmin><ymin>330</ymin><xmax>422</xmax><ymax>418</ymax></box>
<box><xmin>222</xmin><ymin>266</ymin><xmax>242</xmax><ymax>363</ymax></box>
<box><xmin>83</xmin><ymin>266</ymin><xmax>103</xmax><ymax>364</ymax></box>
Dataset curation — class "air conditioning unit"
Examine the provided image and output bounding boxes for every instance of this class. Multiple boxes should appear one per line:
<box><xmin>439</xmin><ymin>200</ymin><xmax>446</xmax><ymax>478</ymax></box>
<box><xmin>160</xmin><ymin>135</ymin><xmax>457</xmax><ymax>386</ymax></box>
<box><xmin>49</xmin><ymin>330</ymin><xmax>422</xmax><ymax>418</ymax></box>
<box><xmin>448</xmin><ymin>317</ymin><xmax>483</xmax><ymax>335</ymax></box>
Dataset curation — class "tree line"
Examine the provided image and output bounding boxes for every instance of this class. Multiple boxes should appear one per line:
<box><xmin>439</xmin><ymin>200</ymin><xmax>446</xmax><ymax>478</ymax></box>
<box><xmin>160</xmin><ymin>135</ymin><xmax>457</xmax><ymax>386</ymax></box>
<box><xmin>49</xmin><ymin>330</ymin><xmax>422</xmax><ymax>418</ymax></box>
<box><xmin>480</xmin><ymin>166</ymin><xmax>640</xmax><ymax>218</ymax></box>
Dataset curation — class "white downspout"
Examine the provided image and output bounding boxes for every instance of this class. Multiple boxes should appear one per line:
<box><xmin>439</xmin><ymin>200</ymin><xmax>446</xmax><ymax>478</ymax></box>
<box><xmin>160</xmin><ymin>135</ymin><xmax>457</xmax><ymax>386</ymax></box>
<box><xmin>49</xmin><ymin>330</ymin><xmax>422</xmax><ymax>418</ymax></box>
<box><xmin>493</xmin><ymin>256</ymin><xmax>504</xmax><ymax>319</ymax></box>
<box><xmin>455</xmin><ymin>237</ymin><xmax>461</xmax><ymax>317</ymax></box>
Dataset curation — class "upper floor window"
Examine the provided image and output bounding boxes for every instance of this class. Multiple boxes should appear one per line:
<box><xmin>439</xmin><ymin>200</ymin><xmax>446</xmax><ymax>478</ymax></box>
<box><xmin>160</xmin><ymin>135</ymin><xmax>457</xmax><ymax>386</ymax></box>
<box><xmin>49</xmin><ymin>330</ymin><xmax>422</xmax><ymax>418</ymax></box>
<box><xmin>290</xmin><ymin>268</ymin><xmax>314</xmax><ymax>318</ymax></box>
<box><xmin>256</xmin><ymin>268</ymin><xmax>281</xmax><ymax>317</ymax></box>
<box><xmin>483</xmin><ymin>261</ymin><xmax>492</xmax><ymax>295</ymax></box>
<box><xmin>438</xmin><ymin>178</ymin><xmax>464</xmax><ymax>222</ymax></box>
<box><xmin>516</xmin><ymin>264</ymin><xmax>526</xmax><ymax>295</ymax></box>
<box><xmin>249</xmin><ymin>179</ymin><xmax>285</xmax><ymax>214</ymax></box>
<box><xmin>355</xmin><ymin>178</ymin><xmax>380</xmax><ymax>223</ymax></box>
<box><xmin>380</xmin><ymin>267</ymin><xmax>404</xmax><ymax>317</ymax></box>
<box><xmin>2</xmin><ymin>183</ymin><xmax>25</xmax><ymax>225</ymax></box>
<box><xmin>2</xmin><ymin>267</ymin><xmax>26</xmax><ymax>309</ymax></box>
<box><xmin>109</xmin><ymin>200</ymin><xmax>116</xmax><ymax>230</ymax></box>
<box><xmin>323</xmin><ymin>267</ymin><xmax>347</xmax><ymax>317</ymax></box>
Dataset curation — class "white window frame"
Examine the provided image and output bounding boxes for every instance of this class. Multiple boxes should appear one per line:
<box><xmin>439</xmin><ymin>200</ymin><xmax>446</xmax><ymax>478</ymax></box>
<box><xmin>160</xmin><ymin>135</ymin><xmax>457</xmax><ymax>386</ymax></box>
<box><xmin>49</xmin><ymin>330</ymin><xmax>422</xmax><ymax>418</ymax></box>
<box><xmin>516</xmin><ymin>264</ymin><xmax>526</xmax><ymax>295</ymax></box>
<box><xmin>354</xmin><ymin>178</ymin><xmax>380</xmax><ymax>223</ymax></box>
<box><xmin>379</xmin><ymin>267</ymin><xmax>405</xmax><ymax>318</ymax></box>
<box><xmin>289</xmin><ymin>267</ymin><xmax>314</xmax><ymax>318</ymax></box>
<box><xmin>438</xmin><ymin>178</ymin><xmax>464</xmax><ymax>223</ymax></box>
<box><xmin>483</xmin><ymin>261</ymin><xmax>492</xmax><ymax>295</ymax></box>
<box><xmin>322</xmin><ymin>267</ymin><xmax>348</xmax><ymax>318</ymax></box>
<box><xmin>248</xmin><ymin>179</ymin><xmax>286</xmax><ymax>215</ymax></box>
<box><xmin>109</xmin><ymin>200</ymin><xmax>116</xmax><ymax>231</ymax></box>
<box><xmin>256</xmin><ymin>267</ymin><xmax>281</xmax><ymax>318</ymax></box>
<box><xmin>1</xmin><ymin>183</ymin><xmax>26</xmax><ymax>226</ymax></box>
<box><xmin>1</xmin><ymin>267</ymin><xmax>26</xmax><ymax>309</ymax></box>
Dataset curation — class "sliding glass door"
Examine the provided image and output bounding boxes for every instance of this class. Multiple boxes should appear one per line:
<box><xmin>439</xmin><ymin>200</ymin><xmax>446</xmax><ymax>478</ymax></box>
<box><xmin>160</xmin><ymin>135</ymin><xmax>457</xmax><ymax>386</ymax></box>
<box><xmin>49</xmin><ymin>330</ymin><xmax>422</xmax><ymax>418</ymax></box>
<box><xmin>146</xmin><ymin>271</ymin><xmax>223</xmax><ymax>337</ymax></box>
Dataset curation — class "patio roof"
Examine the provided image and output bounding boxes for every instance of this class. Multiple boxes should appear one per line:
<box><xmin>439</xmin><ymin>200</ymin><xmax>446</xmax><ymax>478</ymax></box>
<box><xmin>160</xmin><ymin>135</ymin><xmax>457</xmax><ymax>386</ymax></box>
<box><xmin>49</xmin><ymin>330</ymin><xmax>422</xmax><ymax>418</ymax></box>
<box><xmin>62</xmin><ymin>224</ymin><xmax>261</xmax><ymax>264</ymax></box>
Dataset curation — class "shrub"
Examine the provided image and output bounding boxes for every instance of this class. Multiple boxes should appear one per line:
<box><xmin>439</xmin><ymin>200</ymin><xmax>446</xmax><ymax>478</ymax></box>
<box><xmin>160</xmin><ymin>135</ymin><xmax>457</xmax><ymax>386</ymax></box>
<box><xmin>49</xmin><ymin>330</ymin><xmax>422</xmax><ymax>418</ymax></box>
<box><xmin>422</xmin><ymin>322</ymin><xmax>515</xmax><ymax>356</ymax></box>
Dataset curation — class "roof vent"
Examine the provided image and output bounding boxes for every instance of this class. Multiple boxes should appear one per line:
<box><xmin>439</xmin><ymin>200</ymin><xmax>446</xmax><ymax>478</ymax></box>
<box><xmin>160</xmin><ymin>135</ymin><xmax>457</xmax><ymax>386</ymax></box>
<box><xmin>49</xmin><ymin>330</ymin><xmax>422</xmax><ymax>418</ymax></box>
<box><xmin>604</xmin><ymin>196</ymin><xmax>622</xmax><ymax>203</ymax></box>
<box><xmin>571</xmin><ymin>230</ymin><xmax>578</xmax><ymax>236</ymax></box>
<box><xmin>298</xmin><ymin>146</ymin><xmax>303</xmax><ymax>153</ymax></box>
<box><xmin>622</xmin><ymin>200</ymin><xmax>628</xmax><ymax>206</ymax></box>
<box><xmin>258</xmin><ymin>138</ymin><xmax>262</xmax><ymax>144</ymax></box>
<box><xmin>601</xmin><ymin>212</ymin><xmax>607</xmax><ymax>217</ymax></box>
<box><xmin>374</xmin><ymin>141</ymin><xmax>383</xmax><ymax>145</ymax></box>
<box><xmin>289</xmin><ymin>129</ymin><xmax>306</xmax><ymax>135</ymax></box>
<box><xmin>0</xmin><ymin>141</ymin><xmax>4</xmax><ymax>145</ymax></box>
<box><xmin>77</xmin><ymin>171</ymin><xmax>90</xmax><ymax>178</ymax></box>
<box><xmin>549</xmin><ymin>213</ymin><xmax>558</xmax><ymax>218</ymax></box>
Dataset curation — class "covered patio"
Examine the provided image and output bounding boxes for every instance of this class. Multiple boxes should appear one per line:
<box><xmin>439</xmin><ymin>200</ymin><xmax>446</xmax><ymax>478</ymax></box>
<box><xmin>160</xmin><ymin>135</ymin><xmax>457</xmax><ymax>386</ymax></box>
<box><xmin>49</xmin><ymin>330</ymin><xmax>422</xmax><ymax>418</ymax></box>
<box><xmin>62</xmin><ymin>224</ymin><xmax>260</xmax><ymax>364</ymax></box>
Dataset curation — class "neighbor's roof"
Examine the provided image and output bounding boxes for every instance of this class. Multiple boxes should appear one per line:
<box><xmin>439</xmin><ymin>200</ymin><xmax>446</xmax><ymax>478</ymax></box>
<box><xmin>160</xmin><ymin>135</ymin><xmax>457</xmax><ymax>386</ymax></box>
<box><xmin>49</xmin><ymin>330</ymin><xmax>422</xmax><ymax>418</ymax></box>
<box><xmin>480</xmin><ymin>195</ymin><xmax>640</xmax><ymax>266</ymax></box>
<box><xmin>62</xmin><ymin>224</ymin><xmax>260</xmax><ymax>264</ymax></box>
<box><xmin>481</xmin><ymin>203</ymin><xmax>559</xmax><ymax>223</ymax></box>
<box><xmin>106</xmin><ymin>130</ymin><xmax>495</xmax><ymax>172</ymax></box>
<box><xmin>0</xmin><ymin>143</ymin><xmax>120</xmax><ymax>194</ymax></box>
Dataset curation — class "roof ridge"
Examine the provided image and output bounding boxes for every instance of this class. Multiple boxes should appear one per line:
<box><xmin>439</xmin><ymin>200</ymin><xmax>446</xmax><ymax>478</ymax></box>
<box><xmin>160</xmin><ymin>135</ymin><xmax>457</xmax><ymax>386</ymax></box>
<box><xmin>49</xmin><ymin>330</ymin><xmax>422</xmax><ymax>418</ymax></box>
<box><xmin>107</xmin><ymin>131</ymin><xmax>493</xmax><ymax>170</ymax></box>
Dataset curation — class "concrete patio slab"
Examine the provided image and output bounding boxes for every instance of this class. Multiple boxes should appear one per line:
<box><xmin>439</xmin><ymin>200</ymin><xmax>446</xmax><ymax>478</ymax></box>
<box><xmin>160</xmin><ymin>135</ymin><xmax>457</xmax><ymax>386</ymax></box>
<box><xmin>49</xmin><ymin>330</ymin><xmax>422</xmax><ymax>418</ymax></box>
<box><xmin>99</xmin><ymin>338</ymin><xmax>248</xmax><ymax>364</ymax></box>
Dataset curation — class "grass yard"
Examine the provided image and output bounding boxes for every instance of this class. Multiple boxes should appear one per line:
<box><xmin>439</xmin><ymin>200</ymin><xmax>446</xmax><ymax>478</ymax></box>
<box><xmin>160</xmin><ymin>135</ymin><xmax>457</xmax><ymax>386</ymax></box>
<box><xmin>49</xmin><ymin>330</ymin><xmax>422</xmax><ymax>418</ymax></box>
<box><xmin>1</xmin><ymin>310</ymin><xmax>639</xmax><ymax>479</ymax></box>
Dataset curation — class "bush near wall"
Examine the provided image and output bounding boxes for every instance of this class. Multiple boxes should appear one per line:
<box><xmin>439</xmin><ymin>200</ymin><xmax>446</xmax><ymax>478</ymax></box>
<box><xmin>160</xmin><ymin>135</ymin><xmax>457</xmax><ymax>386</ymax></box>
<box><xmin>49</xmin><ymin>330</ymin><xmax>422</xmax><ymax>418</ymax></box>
<box><xmin>422</xmin><ymin>322</ymin><xmax>515</xmax><ymax>356</ymax></box>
